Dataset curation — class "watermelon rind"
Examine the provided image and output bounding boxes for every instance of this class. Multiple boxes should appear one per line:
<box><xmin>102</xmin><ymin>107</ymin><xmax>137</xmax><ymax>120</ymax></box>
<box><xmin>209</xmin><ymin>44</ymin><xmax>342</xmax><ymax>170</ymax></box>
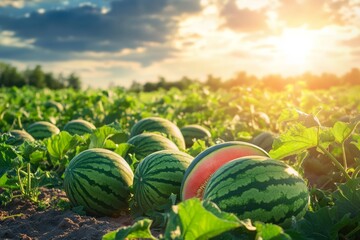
<box><xmin>130</xmin><ymin>117</ymin><xmax>185</xmax><ymax>150</ymax></box>
<box><xmin>133</xmin><ymin>150</ymin><xmax>193</xmax><ymax>213</ymax></box>
<box><xmin>127</xmin><ymin>132</ymin><xmax>179</xmax><ymax>162</ymax></box>
<box><xmin>6</xmin><ymin>129</ymin><xmax>35</xmax><ymax>145</ymax></box>
<box><xmin>64</xmin><ymin>148</ymin><xmax>134</xmax><ymax>217</ymax></box>
<box><xmin>26</xmin><ymin>121</ymin><xmax>60</xmax><ymax>140</ymax></box>
<box><xmin>203</xmin><ymin>156</ymin><xmax>309</xmax><ymax>226</ymax></box>
<box><xmin>63</xmin><ymin>119</ymin><xmax>96</xmax><ymax>135</ymax></box>
<box><xmin>180</xmin><ymin>141</ymin><xmax>270</xmax><ymax>200</ymax></box>
<box><xmin>180</xmin><ymin>124</ymin><xmax>211</xmax><ymax>148</ymax></box>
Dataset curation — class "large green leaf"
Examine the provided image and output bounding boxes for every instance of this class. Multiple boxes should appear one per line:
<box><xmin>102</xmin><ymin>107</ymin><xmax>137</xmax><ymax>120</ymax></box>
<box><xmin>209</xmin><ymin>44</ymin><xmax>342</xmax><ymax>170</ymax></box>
<box><xmin>89</xmin><ymin>125</ymin><xmax>119</xmax><ymax>148</ymax></box>
<box><xmin>331</xmin><ymin>121</ymin><xmax>352</xmax><ymax>144</ymax></box>
<box><xmin>269</xmin><ymin>124</ymin><xmax>318</xmax><ymax>159</ymax></box>
<box><xmin>102</xmin><ymin>219</ymin><xmax>156</xmax><ymax>240</ymax></box>
<box><xmin>163</xmin><ymin>198</ymin><xmax>246</xmax><ymax>240</ymax></box>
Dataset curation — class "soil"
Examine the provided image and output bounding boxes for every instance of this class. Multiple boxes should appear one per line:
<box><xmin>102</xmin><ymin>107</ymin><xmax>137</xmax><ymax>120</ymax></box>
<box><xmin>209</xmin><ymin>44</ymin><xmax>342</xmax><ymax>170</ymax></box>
<box><xmin>0</xmin><ymin>188</ymin><xmax>134</xmax><ymax>240</ymax></box>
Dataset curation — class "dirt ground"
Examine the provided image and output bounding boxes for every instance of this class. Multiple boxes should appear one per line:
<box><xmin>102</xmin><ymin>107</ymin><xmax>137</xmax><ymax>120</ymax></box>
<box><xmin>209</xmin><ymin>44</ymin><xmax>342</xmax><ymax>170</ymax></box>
<box><xmin>0</xmin><ymin>188</ymin><xmax>134</xmax><ymax>240</ymax></box>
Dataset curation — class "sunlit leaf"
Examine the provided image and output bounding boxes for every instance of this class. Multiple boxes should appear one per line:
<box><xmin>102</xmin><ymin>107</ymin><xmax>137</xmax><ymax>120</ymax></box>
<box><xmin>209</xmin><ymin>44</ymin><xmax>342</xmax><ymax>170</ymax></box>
<box><xmin>269</xmin><ymin>125</ymin><xmax>318</xmax><ymax>159</ymax></box>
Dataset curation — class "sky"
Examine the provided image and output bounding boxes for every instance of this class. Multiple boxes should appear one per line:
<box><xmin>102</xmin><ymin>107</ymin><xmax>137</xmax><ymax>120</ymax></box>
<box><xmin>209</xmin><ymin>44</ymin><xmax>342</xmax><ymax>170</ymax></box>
<box><xmin>0</xmin><ymin>0</ymin><xmax>359</xmax><ymax>88</ymax></box>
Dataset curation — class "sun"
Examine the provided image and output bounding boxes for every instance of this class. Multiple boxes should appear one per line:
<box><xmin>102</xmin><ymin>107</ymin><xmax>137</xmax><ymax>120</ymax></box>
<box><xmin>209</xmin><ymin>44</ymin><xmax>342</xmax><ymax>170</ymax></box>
<box><xmin>276</xmin><ymin>29</ymin><xmax>314</xmax><ymax>66</ymax></box>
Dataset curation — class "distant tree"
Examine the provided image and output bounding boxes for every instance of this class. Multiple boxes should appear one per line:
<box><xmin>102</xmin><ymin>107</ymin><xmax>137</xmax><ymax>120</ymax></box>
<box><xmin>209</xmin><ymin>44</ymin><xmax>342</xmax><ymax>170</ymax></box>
<box><xmin>45</xmin><ymin>73</ymin><xmax>65</xmax><ymax>89</ymax></box>
<box><xmin>129</xmin><ymin>80</ymin><xmax>143</xmax><ymax>92</ymax></box>
<box><xmin>261</xmin><ymin>74</ymin><xmax>286</xmax><ymax>91</ymax></box>
<box><xmin>0</xmin><ymin>63</ymin><xmax>26</xmax><ymax>87</ymax></box>
<box><xmin>224</xmin><ymin>71</ymin><xmax>259</xmax><ymax>89</ymax></box>
<box><xmin>28</xmin><ymin>65</ymin><xmax>46</xmax><ymax>88</ymax></box>
<box><xmin>342</xmin><ymin>68</ymin><xmax>360</xmax><ymax>85</ymax></box>
<box><xmin>67</xmin><ymin>73</ymin><xmax>81</xmax><ymax>90</ymax></box>
<box><xmin>206</xmin><ymin>74</ymin><xmax>222</xmax><ymax>90</ymax></box>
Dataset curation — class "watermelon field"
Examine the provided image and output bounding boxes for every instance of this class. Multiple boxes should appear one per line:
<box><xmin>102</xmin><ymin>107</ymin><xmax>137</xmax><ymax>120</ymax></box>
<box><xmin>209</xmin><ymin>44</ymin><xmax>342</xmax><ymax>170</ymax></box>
<box><xmin>0</xmin><ymin>84</ymin><xmax>360</xmax><ymax>239</ymax></box>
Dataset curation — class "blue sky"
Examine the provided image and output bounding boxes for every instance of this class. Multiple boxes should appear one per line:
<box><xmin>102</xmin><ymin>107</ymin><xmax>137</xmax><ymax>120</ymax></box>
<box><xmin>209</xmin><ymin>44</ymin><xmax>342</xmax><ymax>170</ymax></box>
<box><xmin>0</xmin><ymin>0</ymin><xmax>359</xmax><ymax>88</ymax></box>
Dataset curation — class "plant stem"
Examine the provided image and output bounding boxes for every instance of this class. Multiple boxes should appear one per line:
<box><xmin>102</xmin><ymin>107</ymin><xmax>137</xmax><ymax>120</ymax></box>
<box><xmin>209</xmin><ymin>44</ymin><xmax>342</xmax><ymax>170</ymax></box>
<box><xmin>345</xmin><ymin>223</ymin><xmax>360</xmax><ymax>239</ymax></box>
<box><xmin>353</xmin><ymin>165</ymin><xmax>360</xmax><ymax>179</ymax></box>
<box><xmin>341</xmin><ymin>141</ymin><xmax>347</xmax><ymax>170</ymax></box>
<box><xmin>27</xmin><ymin>163</ymin><xmax>31</xmax><ymax>198</ymax></box>
<box><xmin>318</xmin><ymin>145</ymin><xmax>351</xmax><ymax>181</ymax></box>
<box><xmin>16</xmin><ymin>167</ymin><xmax>25</xmax><ymax>195</ymax></box>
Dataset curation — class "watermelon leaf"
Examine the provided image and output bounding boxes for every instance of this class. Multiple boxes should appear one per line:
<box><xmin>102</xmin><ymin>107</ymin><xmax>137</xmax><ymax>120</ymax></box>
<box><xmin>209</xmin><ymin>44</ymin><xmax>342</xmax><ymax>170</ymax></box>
<box><xmin>331</xmin><ymin>121</ymin><xmax>352</xmax><ymax>144</ymax></box>
<box><xmin>163</xmin><ymin>198</ymin><xmax>244</xmax><ymax>240</ymax></box>
<box><xmin>46</xmin><ymin>131</ymin><xmax>77</xmax><ymax>160</ymax></box>
<box><xmin>332</xmin><ymin>178</ymin><xmax>360</xmax><ymax>218</ymax></box>
<box><xmin>254</xmin><ymin>222</ymin><xmax>291</xmax><ymax>240</ymax></box>
<box><xmin>89</xmin><ymin>125</ymin><xmax>119</xmax><ymax>148</ymax></box>
<box><xmin>0</xmin><ymin>143</ymin><xmax>20</xmax><ymax>177</ymax></box>
<box><xmin>102</xmin><ymin>219</ymin><xmax>156</xmax><ymax>240</ymax></box>
<box><xmin>269</xmin><ymin>124</ymin><xmax>318</xmax><ymax>159</ymax></box>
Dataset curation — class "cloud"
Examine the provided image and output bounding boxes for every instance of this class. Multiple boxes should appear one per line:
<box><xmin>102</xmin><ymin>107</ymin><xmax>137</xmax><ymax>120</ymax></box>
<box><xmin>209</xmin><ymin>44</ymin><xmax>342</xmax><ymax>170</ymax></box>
<box><xmin>0</xmin><ymin>0</ymin><xmax>201</xmax><ymax>64</ymax></box>
<box><xmin>276</xmin><ymin>0</ymin><xmax>352</xmax><ymax>28</ymax></box>
<box><xmin>219</xmin><ymin>0</ymin><xmax>268</xmax><ymax>32</ymax></box>
<box><xmin>343</xmin><ymin>35</ymin><xmax>360</xmax><ymax>47</ymax></box>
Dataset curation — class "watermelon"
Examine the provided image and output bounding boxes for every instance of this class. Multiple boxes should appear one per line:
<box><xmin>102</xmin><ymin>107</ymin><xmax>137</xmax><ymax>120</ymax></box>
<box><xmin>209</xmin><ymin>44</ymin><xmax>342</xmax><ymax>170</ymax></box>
<box><xmin>251</xmin><ymin>131</ymin><xmax>276</xmax><ymax>152</ymax></box>
<box><xmin>44</xmin><ymin>100</ymin><xmax>64</xmax><ymax>112</ymax></box>
<box><xmin>6</xmin><ymin>130</ymin><xmax>35</xmax><ymax>145</ymax></box>
<box><xmin>26</xmin><ymin>121</ymin><xmax>60</xmax><ymax>140</ymax></box>
<box><xmin>180</xmin><ymin>124</ymin><xmax>211</xmax><ymax>148</ymax></box>
<box><xmin>133</xmin><ymin>150</ymin><xmax>193</xmax><ymax>213</ymax></box>
<box><xmin>127</xmin><ymin>132</ymin><xmax>179</xmax><ymax>162</ymax></box>
<box><xmin>130</xmin><ymin>117</ymin><xmax>185</xmax><ymax>149</ymax></box>
<box><xmin>64</xmin><ymin>148</ymin><xmax>133</xmax><ymax>217</ymax></box>
<box><xmin>180</xmin><ymin>141</ymin><xmax>269</xmax><ymax>200</ymax></box>
<box><xmin>63</xmin><ymin>119</ymin><xmax>96</xmax><ymax>135</ymax></box>
<box><xmin>203</xmin><ymin>156</ymin><xmax>309</xmax><ymax>226</ymax></box>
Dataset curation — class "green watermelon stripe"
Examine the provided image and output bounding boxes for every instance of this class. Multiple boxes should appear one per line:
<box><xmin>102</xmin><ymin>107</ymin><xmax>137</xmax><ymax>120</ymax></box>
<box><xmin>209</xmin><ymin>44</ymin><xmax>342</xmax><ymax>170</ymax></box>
<box><xmin>72</xmin><ymin>177</ymin><xmax>119</xmax><ymax>212</ymax></box>
<box><xmin>204</xmin><ymin>160</ymin><xmax>287</xmax><ymax>193</ymax></box>
<box><xmin>131</xmin><ymin>120</ymin><xmax>163</xmax><ymax>135</ymax></box>
<box><xmin>74</xmin><ymin>165</ymin><xmax>131</xmax><ymax>187</ymax></box>
<box><xmin>64</xmin><ymin>183</ymin><xmax>79</xmax><ymax>207</ymax></box>
<box><xmin>142</xmin><ymin>181</ymin><xmax>171</xmax><ymax>199</ymax></box>
<box><xmin>207</xmin><ymin>176</ymin><xmax>305</xmax><ymax>202</ymax></box>
<box><xmin>70</xmin><ymin>178</ymin><xmax>94</xmax><ymax>211</ymax></box>
<box><xmin>73</xmin><ymin>171</ymin><xmax>127</xmax><ymax>200</ymax></box>
<box><xmin>142</xmin><ymin>153</ymin><xmax>187</xmax><ymax>167</ymax></box>
<box><xmin>144</xmin><ymin>177</ymin><xmax>183</xmax><ymax>186</ymax></box>
<box><xmin>144</xmin><ymin>167</ymin><xmax>187</xmax><ymax>176</ymax></box>
<box><xmin>222</xmin><ymin>190</ymin><xmax>309</xmax><ymax>218</ymax></box>
<box><xmin>137</xmin><ymin>187</ymin><xmax>159</xmax><ymax>209</ymax></box>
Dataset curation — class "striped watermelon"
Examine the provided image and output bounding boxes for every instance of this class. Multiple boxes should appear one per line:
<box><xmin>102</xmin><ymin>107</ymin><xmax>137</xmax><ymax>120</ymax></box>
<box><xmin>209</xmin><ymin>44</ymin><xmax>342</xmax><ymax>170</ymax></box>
<box><xmin>133</xmin><ymin>150</ymin><xmax>193</xmax><ymax>213</ymax></box>
<box><xmin>180</xmin><ymin>141</ymin><xmax>269</xmax><ymax>200</ymax></box>
<box><xmin>26</xmin><ymin>121</ymin><xmax>60</xmax><ymax>140</ymax></box>
<box><xmin>130</xmin><ymin>117</ymin><xmax>185</xmax><ymax>150</ymax></box>
<box><xmin>6</xmin><ymin>130</ymin><xmax>35</xmax><ymax>145</ymax></box>
<box><xmin>44</xmin><ymin>100</ymin><xmax>64</xmax><ymax>112</ymax></box>
<box><xmin>251</xmin><ymin>131</ymin><xmax>276</xmax><ymax>152</ymax></box>
<box><xmin>203</xmin><ymin>156</ymin><xmax>309</xmax><ymax>226</ymax></box>
<box><xmin>63</xmin><ymin>119</ymin><xmax>96</xmax><ymax>135</ymax></box>
<box><xmin>127</xmin><ymin>132</ymin><xmax>179</xmax><ymax>162</ymax></box>
<box><xmin>180</xmin><ymin>124</ymin><xmax>211</xmax><ymax>148</ymax></box>
<box><xmin>64</xmin><ymin>148</ymin><xmax>133</xmax><ymax>217</ymax></box>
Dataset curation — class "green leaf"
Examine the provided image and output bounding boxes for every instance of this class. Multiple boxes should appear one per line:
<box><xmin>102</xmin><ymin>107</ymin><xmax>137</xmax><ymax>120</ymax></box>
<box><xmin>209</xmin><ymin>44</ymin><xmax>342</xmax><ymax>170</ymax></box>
<box><xmin>164</xmin><ymin>198</ymin><xmax>244</xmax><ymax>240</ymax></box>
<box><xmin>269</xmin><ymin>125</ymin><xmax>318</xmax><ymax>159</ymax></box>
<box><xmin>114</xmin><ymin>143</ymin><xmax>131</xmax><ymax>158</ymax></box>
<box><xmin>331</xmin><ymin>121</ymin><xmax>352</xmax><ymax>144</ymax></box>
<box><xmin>102</xmin><ymin>219</ymin><xmax>156</xmax><ymax>240</ymax></box>
<box><xmin>332</xmin><ymin>178</ymin><xmax>360</xmax><ymax>218</ymax></box>
<box><xmin>0</xmin><ymin>144</ymin><xmax>19</xmax><ymax>177</ymax></box>
<box><xmin>89</xmin><ymin>125</ymin><xmax>119</xmax><ymax>148</ymax></box>
<box><xmin>46</xmin><ymin>131</ymin><xmax>77</xmax><ymax>160</ymax></box>
<box><xmin>254</xmin><ymin>222</ymin><xmax>291</xmax><ymax>240</ymax></box>
<box><xmin>294</xmin><ymin>207</ymin><xmax>351</xmax><ymax>240</ymax></box>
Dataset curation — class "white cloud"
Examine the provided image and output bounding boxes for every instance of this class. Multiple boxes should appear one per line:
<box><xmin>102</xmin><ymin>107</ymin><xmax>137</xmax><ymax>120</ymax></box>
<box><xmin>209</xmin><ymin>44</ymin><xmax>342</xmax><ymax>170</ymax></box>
<box><xmin>0</xmin><ymin>30</ymin><xmax>35</xmax><ymax>48</ymax></box>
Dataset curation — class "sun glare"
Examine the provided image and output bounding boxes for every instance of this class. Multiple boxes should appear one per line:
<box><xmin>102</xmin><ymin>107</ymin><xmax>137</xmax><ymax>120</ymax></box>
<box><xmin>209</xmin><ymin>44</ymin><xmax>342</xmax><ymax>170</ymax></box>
<box><xmin>276</xmin><ymin>29</ymin><xmax>314</xmax><ymax>65</ymax></box>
